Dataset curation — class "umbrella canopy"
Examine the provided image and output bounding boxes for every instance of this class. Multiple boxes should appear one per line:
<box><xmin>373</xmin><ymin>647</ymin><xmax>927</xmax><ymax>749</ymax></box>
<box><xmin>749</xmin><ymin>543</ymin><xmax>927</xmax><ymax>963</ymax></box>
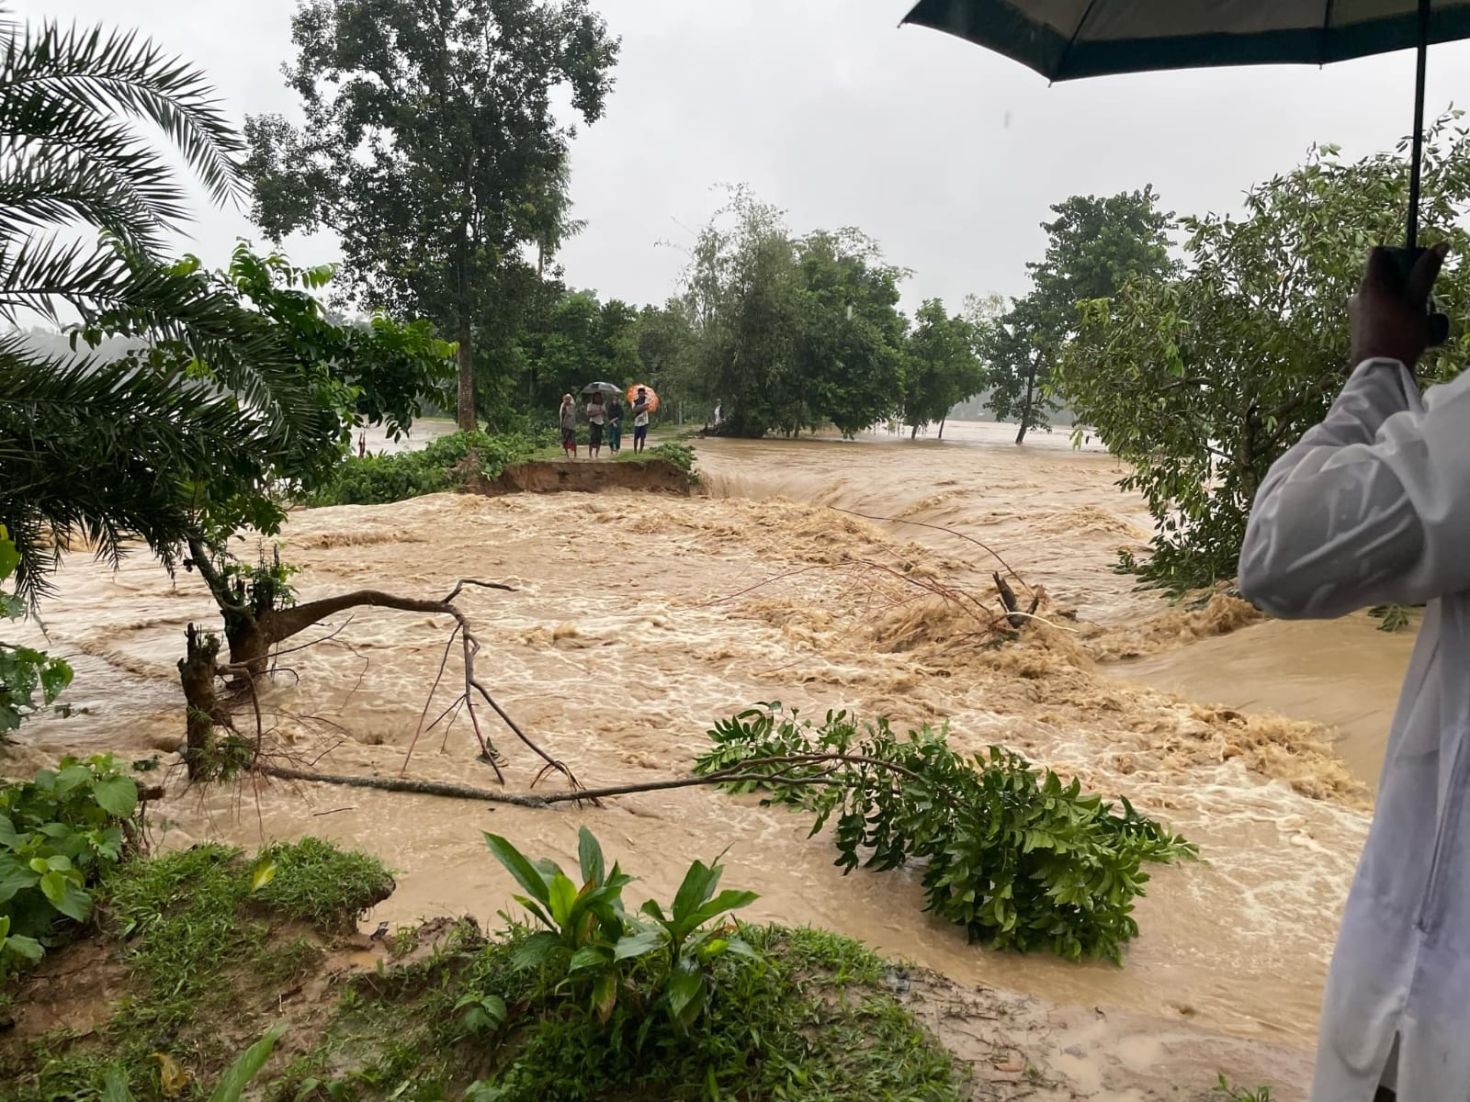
<box><xmin>902</xmin><ymin>1</ymin><xmax>1470</xmax><ymax>81</ymax></box>
<box><xmin>902</xmin><ymin>0</ymin><xmax>1470</xmax><ymax>248</ymax></box>
<box><xmin>627</xmin><ymin>384</ymin><xmax>660</xmax><ymax>414</ymax></box>
<box><xmin>581</xmin><ymin>381</ymin><xmax>621</xmax><ymax>396</ymax></box>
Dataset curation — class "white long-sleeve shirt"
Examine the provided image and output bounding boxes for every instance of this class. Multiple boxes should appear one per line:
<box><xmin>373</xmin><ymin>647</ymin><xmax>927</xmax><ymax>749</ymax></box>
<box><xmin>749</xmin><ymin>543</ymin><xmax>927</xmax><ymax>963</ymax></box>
<box><xmin>1239</xmin><ymin>358</ymin><xmax>1470</xmax><ymax>1102</ymax></box>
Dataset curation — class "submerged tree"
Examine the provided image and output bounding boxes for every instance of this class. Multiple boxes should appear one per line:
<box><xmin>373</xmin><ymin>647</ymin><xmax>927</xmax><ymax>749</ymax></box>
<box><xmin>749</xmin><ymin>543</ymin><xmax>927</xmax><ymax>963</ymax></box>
<box><xmin>245</xmin><ymin>0</ymin><xmax>620</xmax><ymax>430</ymax></box>
<box><xmin>1058</xmin><ymin>121</ymin><xmax>1470</xmax><ymax>593</ymax></box>
<box><xmin>901</xmin><ymin>299</ymin><xmax>984</xmax><ymax>440</ymax></box>
<box><xmin>684</xmin><ymin>189</ymin><xmax>907</xmax><ymax>438</ymax></box>
<box><xmin>987</xmin><ymin>189</ymin><xmax>1174</xmax><ymax>444</ymax></box>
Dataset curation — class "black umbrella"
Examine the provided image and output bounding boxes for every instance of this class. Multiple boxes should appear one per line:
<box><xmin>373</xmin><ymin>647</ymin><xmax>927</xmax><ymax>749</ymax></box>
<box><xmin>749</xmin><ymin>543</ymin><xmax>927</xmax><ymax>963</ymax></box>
<box><xmin>581</xmin><ymin>381</ymin><xmax>621</xmax><ymax>396</ymax></box>
<box><xmin>902</xmin><ymin>0</ymin><xmax>1470</xmax><ymax>252</ymax></box>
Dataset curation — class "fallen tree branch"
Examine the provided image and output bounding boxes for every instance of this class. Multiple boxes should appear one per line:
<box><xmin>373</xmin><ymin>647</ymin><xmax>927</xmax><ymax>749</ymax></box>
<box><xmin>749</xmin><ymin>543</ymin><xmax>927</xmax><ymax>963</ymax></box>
<box><xmin>256</xmin><ymin>764</ymin><xmax>552</xmax><ymax>808</ymax></box>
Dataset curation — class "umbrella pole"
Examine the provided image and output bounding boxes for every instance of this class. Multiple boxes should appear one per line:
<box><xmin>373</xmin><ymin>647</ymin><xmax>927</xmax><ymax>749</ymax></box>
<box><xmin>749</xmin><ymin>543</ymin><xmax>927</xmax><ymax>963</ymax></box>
<box><xmin>1406</xmin><ymin>0</ymin><xmax>1431</xmax><ymax>250</ymax></box>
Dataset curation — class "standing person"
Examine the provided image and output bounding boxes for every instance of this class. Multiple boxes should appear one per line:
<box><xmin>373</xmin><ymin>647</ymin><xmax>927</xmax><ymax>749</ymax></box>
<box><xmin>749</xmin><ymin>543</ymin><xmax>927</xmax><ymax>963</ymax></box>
<box><xmin>1238</xmin><ymin>244</ymin><xmax>1468</xmax><ymax>1102</ymax></box>
<box><xmin>631</xmin><ymin>386</ymin><xmax>651</xmax><ymax>454</ymax></box>
<box><xmin>606</xmin><ymin>394</ymin><xmax>624</xmax><ymax>454</ymax></box>
<box><xmin>558</xmin><ymin>393</ymin><xmax>578</xmax><ymax>459</ymax></box>
<box><xmin>585</xmin><ymin>392</ymin><xmax>606</xmax><ymax>459</ymax></box>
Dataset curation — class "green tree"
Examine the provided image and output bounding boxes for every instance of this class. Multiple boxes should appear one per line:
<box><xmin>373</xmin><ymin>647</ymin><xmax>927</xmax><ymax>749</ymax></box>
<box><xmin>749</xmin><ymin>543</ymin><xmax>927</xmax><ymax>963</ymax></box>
<box><xmin>1057</xmin><ymin>121</ymin><xmax>1470</xmax><ymax>593</ymax></box>
<box><xmin>0</xmin><ymin>14</ymin><xmax>300</xmax><ymax>602</ymax></box>
<box><xmin>988</xmin><ymin>189</ymin><xmax>1174</xmax><ymax>444</ymax></box>
<box><xmin>244</xmin><ymin>0</ymin><xmax>619</xmax><ymax>431</ymax></box>
<box><xmin>902</xmin><ymin>298</ymin><xmax>984</xmax><ymax>440</ymax></box>
<box><xmin>684</xmin><ymin>190</ymin><xmax>907</xmax><ymax>438</ymax></box>
<box><xmin>635</xmin><ymin>301</ymin><xmax>699</xmax><ymax>418</ymax></box>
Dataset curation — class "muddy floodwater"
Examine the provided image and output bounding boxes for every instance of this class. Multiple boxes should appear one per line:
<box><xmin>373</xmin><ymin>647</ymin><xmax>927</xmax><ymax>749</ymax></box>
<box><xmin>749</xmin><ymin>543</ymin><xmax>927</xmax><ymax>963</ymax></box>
<box><xmin>9</xmin><ymin>420</ymin><xmax>1405</xmax><ymax>1095</ymax></box>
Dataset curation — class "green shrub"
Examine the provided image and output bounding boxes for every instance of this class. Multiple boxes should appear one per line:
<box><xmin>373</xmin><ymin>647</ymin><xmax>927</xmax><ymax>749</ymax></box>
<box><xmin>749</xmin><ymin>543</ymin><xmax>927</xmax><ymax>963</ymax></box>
<box><xmin>483</xmin><ymin>827</ymin><xmax>757</xmax><ymax>1033</ymax></box>
<box><xmin>249</xmin><ymin>836</ymin><xmax>395</xmax><ymax>934</ymax></box>
<box><xmin>695</xmin><ymin>704</ymin><xmax>1196</xmax><ymax>963</ymax></box>
<box><xmin>460</xmin><ymin>829</ymin><xmax>961</xmax><ymax>1101</ymax></box>
<box><xmin>304</xmin><ymin>429</ymin><xmax>550</xmax><ymax>506</ymax></box>
<box><xmin>0</xmin><ymin>755</ymin><xmax>138</xmax><ymax>976</ymax></box>
<box><xmin>0</xmin><ymin>526</ymin><xmax>72</xmax><ymax>738</ymax></box>
<box><xmin>626</xmin><ymin>441</ymin><xmax>699</xmax><ymax>483</ymax></box>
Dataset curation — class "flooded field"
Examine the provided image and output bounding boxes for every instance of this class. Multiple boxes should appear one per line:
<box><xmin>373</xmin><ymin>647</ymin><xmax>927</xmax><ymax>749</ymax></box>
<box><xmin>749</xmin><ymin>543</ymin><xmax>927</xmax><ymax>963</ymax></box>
<box><xmin>7</xmin><ymin>420</ymin><xmax>1401</xmax><ymax>1095</ymax></box>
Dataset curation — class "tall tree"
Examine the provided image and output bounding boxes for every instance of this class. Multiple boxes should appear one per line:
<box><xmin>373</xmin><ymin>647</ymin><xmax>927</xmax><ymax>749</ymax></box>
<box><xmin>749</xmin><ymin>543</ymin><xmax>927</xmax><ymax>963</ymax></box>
<box><xmin>902</xmin><ymin>298</ymin><xmax>984</xmax><ymax>440</ymax></box>
<box><xmin>684</xmin><ymin>190</ymin><xmax>907</xmax><ymax>438</ymax></box>
<box><xmin>1057</xmin><ymin>123</ymin><xmax>1470</xmax><ymax>593</ymax></box>
<box><xmin>244</xmin><ymin>0</ymin><xmax>619</xmax><ymax>430</ymax></box>
<box><xmin>987</xmin><ymin>189</ymin><xmax>1174</xmax><ymax>444</ymax></box>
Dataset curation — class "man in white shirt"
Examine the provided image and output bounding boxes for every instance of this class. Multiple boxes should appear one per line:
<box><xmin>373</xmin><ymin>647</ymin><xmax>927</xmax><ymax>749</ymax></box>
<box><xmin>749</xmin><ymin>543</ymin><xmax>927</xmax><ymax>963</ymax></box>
<box><xmin>1239</xmin><ymin>242</ymin><xmax>1461</xmax><ymax>1102</ymax></box>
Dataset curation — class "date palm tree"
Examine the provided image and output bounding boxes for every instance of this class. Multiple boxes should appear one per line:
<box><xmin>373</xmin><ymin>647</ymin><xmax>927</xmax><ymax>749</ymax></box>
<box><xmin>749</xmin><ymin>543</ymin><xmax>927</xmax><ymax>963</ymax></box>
<box><xmin>0</xmin><ymin>13</ymin><xmax>307</xmax><ymax>601</ymax></box>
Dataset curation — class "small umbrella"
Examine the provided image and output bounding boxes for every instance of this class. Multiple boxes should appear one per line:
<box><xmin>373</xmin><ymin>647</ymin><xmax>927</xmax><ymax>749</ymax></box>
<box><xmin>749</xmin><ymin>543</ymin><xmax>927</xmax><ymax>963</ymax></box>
<box><xmin>902</xmin><ymin>0</ymin><xmax>1470</xmax><ymax>252</ymax></box>
<box><xmin>627</xmin><ymin>384</ymin><xmax>660</xmax><ymax>414</ymax></box>
<box><xmin>581</xmin><ymin>381</ymin><xmax>621</xmax><ymax>396</ymax></box>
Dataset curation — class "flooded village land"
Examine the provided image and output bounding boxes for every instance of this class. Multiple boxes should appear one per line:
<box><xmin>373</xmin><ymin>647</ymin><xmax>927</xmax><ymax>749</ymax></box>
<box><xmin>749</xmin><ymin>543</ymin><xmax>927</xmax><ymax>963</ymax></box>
<box><xmin>8</xmin><ymin>421</ymin><xmax>1406</xmax><ymax>1098</ymax></box>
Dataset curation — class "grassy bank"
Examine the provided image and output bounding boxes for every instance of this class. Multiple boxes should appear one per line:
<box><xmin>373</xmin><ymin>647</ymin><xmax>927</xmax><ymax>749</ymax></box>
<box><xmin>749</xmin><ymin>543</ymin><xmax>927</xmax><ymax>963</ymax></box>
<box><xmin>2</xmin><ymin>832</ymin><xmax>963</xmax><ymax>1102</ymax></box>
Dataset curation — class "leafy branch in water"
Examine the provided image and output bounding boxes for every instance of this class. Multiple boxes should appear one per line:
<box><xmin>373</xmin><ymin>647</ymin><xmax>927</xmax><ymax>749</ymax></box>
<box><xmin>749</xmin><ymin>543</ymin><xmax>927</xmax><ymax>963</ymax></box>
<box><xmin>694</xmin><ymin>704</ymin><xmax>1196</xmax><ymax>964</ymax></box>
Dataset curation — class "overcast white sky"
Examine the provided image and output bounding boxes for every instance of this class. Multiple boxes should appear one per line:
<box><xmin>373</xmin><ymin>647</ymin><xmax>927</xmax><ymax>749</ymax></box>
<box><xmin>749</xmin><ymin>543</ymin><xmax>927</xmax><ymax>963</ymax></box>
<box><xmin>22</xmin><ymin>0</ymin><xmax>1470</xmax><ymax>311</ymax></box>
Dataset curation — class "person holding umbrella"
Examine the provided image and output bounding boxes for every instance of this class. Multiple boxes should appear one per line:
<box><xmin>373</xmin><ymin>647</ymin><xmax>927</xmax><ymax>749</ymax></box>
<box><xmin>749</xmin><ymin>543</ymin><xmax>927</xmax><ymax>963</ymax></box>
<box><xmin>630</xmin><ymin>385</ymin><xmax>653</xmax><ymax>453</ymax></box>
<box><xmin>903</xmin><ymin>7</ymin><xmax>1469</xmax><ymax>1099</ymax></box>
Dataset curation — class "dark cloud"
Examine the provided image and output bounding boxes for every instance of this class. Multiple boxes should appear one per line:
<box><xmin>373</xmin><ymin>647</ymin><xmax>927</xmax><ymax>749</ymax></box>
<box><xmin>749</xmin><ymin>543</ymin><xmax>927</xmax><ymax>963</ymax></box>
<box><xmin>23</xmin><ymin>0</ymin><xmax>1467</xmax><ymax>309</ymax></box>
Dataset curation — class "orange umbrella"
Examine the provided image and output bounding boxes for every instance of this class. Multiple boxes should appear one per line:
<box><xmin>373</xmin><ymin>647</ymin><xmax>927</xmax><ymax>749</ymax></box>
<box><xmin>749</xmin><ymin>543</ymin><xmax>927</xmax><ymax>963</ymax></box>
<box><xmin>626</xmin><ymin>384</ymin><xmax>659</xmax><ymax>414</ymax></box>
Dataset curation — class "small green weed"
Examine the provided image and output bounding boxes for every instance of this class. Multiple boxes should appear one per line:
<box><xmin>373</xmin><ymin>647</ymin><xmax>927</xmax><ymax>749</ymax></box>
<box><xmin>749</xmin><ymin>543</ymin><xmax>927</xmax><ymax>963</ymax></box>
<box><xmin>1215</xmin><ymin>1074</ymin><xmax>1275</xmax><ymax>1101</ymax></box>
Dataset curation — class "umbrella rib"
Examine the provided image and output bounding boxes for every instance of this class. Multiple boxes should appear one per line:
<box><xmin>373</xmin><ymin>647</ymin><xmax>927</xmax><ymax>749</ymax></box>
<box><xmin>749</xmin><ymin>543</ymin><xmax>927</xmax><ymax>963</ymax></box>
<box><xmin>1320</xmin><ymin>0</ymin><xmax>1335</xmax><ymax>65</ymax></box>
<box><xmin>1057</xmin><ymin>0</ymin><xmax>1105</xmax><ymax>76</ymax></box>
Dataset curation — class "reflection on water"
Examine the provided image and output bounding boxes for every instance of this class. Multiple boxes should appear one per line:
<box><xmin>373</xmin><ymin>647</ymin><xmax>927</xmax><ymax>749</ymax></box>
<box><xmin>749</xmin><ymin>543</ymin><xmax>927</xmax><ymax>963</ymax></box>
<box><xmin>3</xmin><ymin>418</ymin><xmax>1408</xmax><ymax>1081</ymax></box>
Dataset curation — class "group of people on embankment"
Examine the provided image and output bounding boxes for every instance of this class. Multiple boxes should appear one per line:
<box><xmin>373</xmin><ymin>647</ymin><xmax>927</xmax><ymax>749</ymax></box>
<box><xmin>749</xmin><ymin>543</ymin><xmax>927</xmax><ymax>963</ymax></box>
<box><xmin>559</xmin><ymin>386</ymin><xmax>651</xmax><ymax>459</ymax></box>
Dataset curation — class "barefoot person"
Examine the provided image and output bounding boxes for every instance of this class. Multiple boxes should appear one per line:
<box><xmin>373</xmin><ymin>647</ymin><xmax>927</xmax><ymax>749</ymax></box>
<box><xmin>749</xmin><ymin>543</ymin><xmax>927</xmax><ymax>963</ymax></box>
<box><xmin>1239</xmin><ymin>243</ymin><xmax>1463</xmax><ymax>1102</ymax></box>
<box><xmin>585</xmin><ymin>392</ymin><xmax>606</xmax><ymax>459</ymax></box>
<box><xmin>558</xmin><ymin>394</ymin><xmax>578</xmax><ymax>459</ymax></box>
<box><xmin>631</xmin><ymin>386</ymin><xmax>651</xmax><ymax>454</ymax></box>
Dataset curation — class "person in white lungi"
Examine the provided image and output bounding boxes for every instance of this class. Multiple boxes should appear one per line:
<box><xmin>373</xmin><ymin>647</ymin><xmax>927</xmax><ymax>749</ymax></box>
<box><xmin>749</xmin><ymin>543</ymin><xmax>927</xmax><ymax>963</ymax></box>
<box><xmin>1239</xmin><ymin>241</ymin><xmax>1459</xmax><ymax>1102</ymax></box>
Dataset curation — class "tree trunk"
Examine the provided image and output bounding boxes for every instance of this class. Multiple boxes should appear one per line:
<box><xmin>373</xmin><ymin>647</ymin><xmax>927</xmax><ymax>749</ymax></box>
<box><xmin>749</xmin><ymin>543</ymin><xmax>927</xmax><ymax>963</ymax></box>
<box><xmin>1015</xmin><ymin>359</ymin><xmax>1036</xmax><ymax>446</ymax></box>
<box><xmin>226</xmin><ymin>616</ymin><xmax>271</xmax><ymax>681</ymax></box>
<box><xmin>910</xmin><ymin>422</ymin><xmax>919</xmax><ymax>441</ymax></box>
<box><xmin>937</xmin><ymin>415</ymin><xmax>946</xmax><ymax>441</ymax></box>
<box><xmin>456</xmin><ymin>319</ymin><xmax>476</xmax><ymax>432</ymax></box>
<box><xmin>179</xmin><ymin>624</ymin><xmax>227</xmax><ymax>780</ymax></box>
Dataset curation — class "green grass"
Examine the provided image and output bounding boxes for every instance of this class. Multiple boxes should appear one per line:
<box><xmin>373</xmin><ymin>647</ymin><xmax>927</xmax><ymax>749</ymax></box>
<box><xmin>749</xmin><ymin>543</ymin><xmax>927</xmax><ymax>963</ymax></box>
<box><xmin>6</xmin><ymin>841</ymin><xmax>961</xmax><ymax>1102</ymax></box>
<box><xmin>5</xmin><ymin>840</ymin><xmax>394</xmax><ymax>1102</ymax></box>
<box><xmin>304</xmin><ymin>429</ymin><xmax>551</xmax><ymax>506</ymax></box>
<box><xmin>276</xmin><ymin>923</ymin><xmax>963</xmax><ymax>1102</ymax></box>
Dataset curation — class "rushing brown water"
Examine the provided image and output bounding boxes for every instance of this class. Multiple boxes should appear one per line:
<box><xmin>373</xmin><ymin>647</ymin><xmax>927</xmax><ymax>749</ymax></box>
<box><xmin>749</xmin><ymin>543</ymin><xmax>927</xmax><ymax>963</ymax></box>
<box><xmin>7</xmin><ymin>419</ymin><xmax>1404</xmax><ymax>1092</ymax></box>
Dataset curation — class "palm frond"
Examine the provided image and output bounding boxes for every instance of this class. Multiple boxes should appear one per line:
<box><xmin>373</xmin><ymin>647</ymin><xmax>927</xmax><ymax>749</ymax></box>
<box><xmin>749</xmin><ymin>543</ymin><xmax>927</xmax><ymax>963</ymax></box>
<box><xmin>0</xmin><ymin>20</ymin><xmax>245</xmax><ymax>209</ymax></box>
<box><xmin>0</xmin><ymin>334</ymin><xmax>279</xmax><ymax>603</ymax></box>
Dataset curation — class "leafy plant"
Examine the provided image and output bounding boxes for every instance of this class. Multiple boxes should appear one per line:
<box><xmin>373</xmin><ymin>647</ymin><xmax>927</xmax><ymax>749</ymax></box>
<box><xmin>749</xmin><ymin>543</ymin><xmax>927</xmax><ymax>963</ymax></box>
<box><xmin>625</xmin><ymin>441</ymin><xmax>699</xmax><ymax>484</ymax></box>
<box><xmin>1215</xmin><ymin>1074</ymin><xmax>1274</xmax><ymax>1102</ymax></box>
<box><xmin>1059</xmin><ymin>120</ymin><xmax>1470</xmax><ymax>592</ymax></box>
<box><xmin>695</xmin><ymin>704</ymin><xmax>1196</xmax><ymax>963</ymax></box>
<box><xmin>96</xmin><ymin>1023</ymin><xmax>288</xmax><ymax>1102</ymax></box>
<box><xmin>304</xmin><ymin>429</ymin><xmax>548</xmax><ymax>507</ymax></box>
<box><xmin>484</xmin><ymin>827</ymin><xmax>759</xmax><ymax>1033</ymax></box>
<box><xmin>0</xmin><ymin>755</ymin><xmax>139</xmax><ymax>975</ymax></box>
<box><xmin>0</xmin><ymin>527</ymin><xmax>72</xmax><ymax>737</ymax></box>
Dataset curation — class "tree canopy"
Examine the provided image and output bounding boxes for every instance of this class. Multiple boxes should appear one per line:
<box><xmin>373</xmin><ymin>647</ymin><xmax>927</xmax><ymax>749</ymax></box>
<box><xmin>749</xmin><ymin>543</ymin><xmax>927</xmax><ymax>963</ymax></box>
<box><xmin>1057</xmin><ymin>119</ymin><xmax>1470</xmax><ymax>593</ymax></box>
<box><xmin>244</xmin><ymin>0</ymin><xmax>620</xmax><ymax>430</ymax></box>
<box><xmin>986</xmin><ymin>189</ymin><xmax>1175</xmax><ymax>443</ymax></box>
<box><xmin>683</xmin><ymin>190</ymin><xmax>909</xmax><ymax>439</ymax></box>
<box><xmin>901</xmin><ymin>299</ymin><xmax>984</xmax><ymax>439</ymax></box>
